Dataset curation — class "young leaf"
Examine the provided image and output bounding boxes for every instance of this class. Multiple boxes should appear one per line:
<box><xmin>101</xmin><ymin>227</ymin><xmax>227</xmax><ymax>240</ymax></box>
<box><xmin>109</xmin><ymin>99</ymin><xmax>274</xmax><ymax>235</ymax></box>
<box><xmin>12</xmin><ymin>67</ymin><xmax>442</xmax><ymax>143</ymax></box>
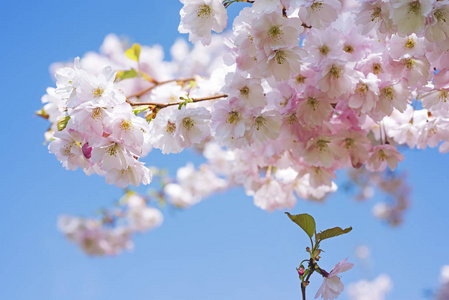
<box><xmin>316</xmin><ymin>227</ymin><xmax>352</xmax><ymax>242</ymax></box>
<box><xmin>116</xmin><ymin>69</ymin><xmax>138</xmax><ymax>81</ymax></box>
<box><xmin>57</xmin><ymin>116</ymin><xmax>71</xmax><ymax>131</ymax></box>
<box><xmin>140</xmin><ymin>71</ymin><xmax>157</xmax><ymax>83</ymax></box>
<box><xmin>125</xmin><ymin>43</ymin><xmax>141</xmax><ymax>62</ymax></box>
<box><xmin>132</xmin><ymin>105</ymin><xmax>150</xmax><ymax>116</ymax></box>
<box><xmin>285</xmin><ymin>212</ymin><xmax>316</xmax><ymax>238</ymax></box>
<box><xmin>36</xmin><ymin>108</ymin><xmax>49</xmax><ymax>119</ymax></box>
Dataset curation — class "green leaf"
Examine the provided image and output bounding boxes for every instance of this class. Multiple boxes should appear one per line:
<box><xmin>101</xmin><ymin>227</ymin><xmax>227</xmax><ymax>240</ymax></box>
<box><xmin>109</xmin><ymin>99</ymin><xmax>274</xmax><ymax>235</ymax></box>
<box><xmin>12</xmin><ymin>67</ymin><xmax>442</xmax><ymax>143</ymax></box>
<box><xmin>57</xmin><ymin>116</ymin><xmax>70</xmax><ymax>131</ymax></box>
<box><xmin>125</xmin><ymin>43</ymin><xmax>141</xmax><ymax>62</ymax></box>
<box><xmin>116</xmin><ymin>69</ymin><xmax>138</xmax><ymax>81</ymax></box>
<box><xmin>285</xmin><ymin>212</ymin><xmax>316</xmax><ymax>238</ymax></box>
<box><xmin>178</xmin><ymin>95</ymin><xmax>193</xmax><ymax>110</ymax></box>
<box><xmin>316</xmin><ymin>226</ymin><xmax>352</xmax><ymax>242</ymax></box>
<box><xmin>36</xmin><ymin>108</ymin><xmax>49</xmax><ymax>119</ymax></box>
<box><xmin>139</xmin><ymin>71</ymin><xmax>156</xmax><ymax>83</ymax></box>
<box><xmin>132</xmin><ymin>105</ymin><xmax>150</xmax><ymax>116</ymax></box>
<box><xmin>187</xmin><ymin>80</ymin><xmax>197</xmax><ymax>89</ymax></box>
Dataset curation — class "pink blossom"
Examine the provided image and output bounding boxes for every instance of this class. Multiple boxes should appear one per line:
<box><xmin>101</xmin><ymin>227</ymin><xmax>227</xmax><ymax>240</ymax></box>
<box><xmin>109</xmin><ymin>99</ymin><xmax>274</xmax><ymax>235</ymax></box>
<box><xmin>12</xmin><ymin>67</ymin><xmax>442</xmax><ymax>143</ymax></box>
<box><xmin>315</xmin><ymin>258</ymin><xmax>354</xmax><ymax>300</ymax></box>
<box><xmin>366</xmin><ymin>144</ymin><xmax>405</xmax><ymax>172</ymax></box>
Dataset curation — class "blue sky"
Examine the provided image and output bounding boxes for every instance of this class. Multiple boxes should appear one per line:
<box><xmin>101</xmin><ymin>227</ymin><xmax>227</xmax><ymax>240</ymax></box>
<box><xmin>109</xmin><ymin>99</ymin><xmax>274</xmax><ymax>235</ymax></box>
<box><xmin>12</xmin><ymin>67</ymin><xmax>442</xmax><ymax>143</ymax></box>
<box><xmin>1</xmin><ymin>1</ymin><xmax>448</xmax><ymax>299</ymax></box>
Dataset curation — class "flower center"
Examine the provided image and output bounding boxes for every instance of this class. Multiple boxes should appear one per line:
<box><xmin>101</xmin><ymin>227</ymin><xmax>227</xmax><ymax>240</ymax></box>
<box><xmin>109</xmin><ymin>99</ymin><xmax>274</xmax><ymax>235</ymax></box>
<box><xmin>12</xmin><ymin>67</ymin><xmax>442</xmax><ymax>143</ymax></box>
<box><xmin>378</xmin><ymin>149</ymin><xmax>387</xmax><ymax>161</ymax></box>
<box><xmin>344</xmin><ymin>138</ymin><xmax>354</xmax><ymax>149</ymax></box>
<box><xmin>329</xmin><ymin>64</ymin><xmax>341</xmax><ymax>79</ymax></box>
<box><xmin>316</xmin><ymin>139</ymin><xmax>330</xmax><ymax>152</ymax></box>
<box><xmin>371</xmin><ymin>7</ymin><xmax>381</xmax><ymax>21</ymax></box>
<box><xmin>91</xmin><ymin>107</ymin><xmax>104</xmax><ymax>120</ymax></box>
<box><xmin>408</xmin><ymin>1</ymin><xmax>421</xmax><ymax>15</ymax></box>
<box><xmin>405</xmin><ymin>58</ymin><xmax>415</xmax><ymax>70</ymax></box>
<box><xmin>274</xmin><ymin>50</ymin><xmax>286</xmax><ymax>64</ymax></box>
<box><xmin>166</xmin><ymin>121</ymin><xmax>176</xmax><ymax>133</ymax></box>
<box><xmin>240</xmin><ymin>86</ymin><xmax>250</xmax><ymax>98</ymax></box>
<box><xmin>382</xmin><ymin>86</ymin><xmax>395</xmax><ymax>101</ymax></box>
<box><xmin>254</xmin><ymin>116</ymin><xmax>267</xmax><ymax>130</ymax></box>
<box><xmin>373</xmin><ymin>63</ymin><xmax>383</xmax><ymax>74</ymax></box>
<box><xmin>63</xmin><ymin>143</ymin><xmax>74</xmax><ymax>157</ymax></box>
<box><xmin>288</xmin><ymin>114</ymin><xmax>298</xmax><ymax>125</ymax></box>
<box><xmin>319</xmin><ymin>45</ymin><xmax>330</xmax><ymax>55</ymax></box>
<box><xmin>296</xmin><ymin>75</ymin><xmax>306</xmax><ymax>84</ymax></box>
<box><xmin>227</xmin><ymin>111</ymin><xmax>240</xmax><ymax>124</ymax></box>
<box><xmin>311</xmin><ymin>2</ymin><xmax>323</xmax><ymax>11</ymax></box>
<box><xmin>343</xmin><ymin>44</ymin><xmax>354</xmax><ymax>53</ymax></box>
<box><xmin>93</xmin><ymin>87</ymin><xmax>104</xmax><ymax>97</ymax></box>
<box><xmin>405</xmin><ymin>38</ymin><xmax>415</xmax><ymax>49</ymax></box>
<box><xmin>438</xmin><ymin>90</ymin><xmax>448</xmax><ymax>102</ymax></box>
<box><xmin>307</xmin><ymin>97</ymin><xmax>319</xmax><ymax>111</ymax></box>
<box><xmin>197</xmin><ymin>4</ymin><xmax>212</xmax><ymax>18</ymax></box>
<box><xmin>356</xmin><ymin>83</ymin><xmax>369</xmax><ymax>95</ymax></box>
<box><xmin>435</xmin><ymin>8</ymin><xmax>447</xmax><ymax>23</ymax></box>
<box><xmin>268</xmin><ymin>25</ymin><xmax>283</xmax><ymax>40</ymax></box>
<box><xmin>182</xmin><ymin>117</ymin><xmax>195</xmax><ymax>130</ymax></box>
<box><xmin>120</xmin><ymin>120</ymin><xmax>133</xmax><ymax>131</ymax></box>
<box><xmin>107</xmin><ymin>144</ymin><xmax>119</xmax><ymax>157</ymax></box>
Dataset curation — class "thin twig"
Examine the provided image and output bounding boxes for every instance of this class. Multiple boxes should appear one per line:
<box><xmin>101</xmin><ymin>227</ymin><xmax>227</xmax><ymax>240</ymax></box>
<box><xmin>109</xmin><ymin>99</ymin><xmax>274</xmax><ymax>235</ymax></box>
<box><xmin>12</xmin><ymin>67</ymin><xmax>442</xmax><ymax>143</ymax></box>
<box><xmin>128</xmin><ymin>94</ymin><xmax>228</xmax><ymax>108</ymax></box>
<box><xmin>127</xmin><ymin>78</ymin><xmax>195</xmax><ymax>99</ymax></box>
<box><xmin>301</xmin><ymin>259</ymin><xmax>317</xmax><ymax>300</ymax></box>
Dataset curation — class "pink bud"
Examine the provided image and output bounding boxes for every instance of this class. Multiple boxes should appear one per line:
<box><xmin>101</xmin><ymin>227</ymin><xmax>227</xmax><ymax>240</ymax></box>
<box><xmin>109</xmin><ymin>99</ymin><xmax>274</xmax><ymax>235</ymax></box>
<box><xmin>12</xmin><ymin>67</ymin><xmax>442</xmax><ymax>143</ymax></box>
<box><xmin>298</xmin><ymin>267</ymin><xmax>305</xmax><ymax>276</ymax></box>
<box><xmin>82</xmin><ymin>142</ymin><xmax>92</xmax><ymax>159</ymax></box>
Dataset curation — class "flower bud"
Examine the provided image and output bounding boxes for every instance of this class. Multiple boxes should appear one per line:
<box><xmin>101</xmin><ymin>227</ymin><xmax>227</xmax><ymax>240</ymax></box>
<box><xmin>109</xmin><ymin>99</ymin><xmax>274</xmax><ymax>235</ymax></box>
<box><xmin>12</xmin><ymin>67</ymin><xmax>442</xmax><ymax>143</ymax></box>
<box><xmin>312</xmin><ymin>249</ymin><xmax>322</xmax><ymax>261</ymax></box>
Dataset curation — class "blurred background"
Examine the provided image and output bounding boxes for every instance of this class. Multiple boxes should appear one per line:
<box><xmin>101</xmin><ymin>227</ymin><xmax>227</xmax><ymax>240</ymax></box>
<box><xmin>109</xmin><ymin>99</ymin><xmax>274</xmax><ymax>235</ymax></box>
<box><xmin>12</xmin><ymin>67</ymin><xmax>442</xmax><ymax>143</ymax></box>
<box><xmin>0</xmin><ymin>0</ymin><xmax>448</xmax><ymax>299</ymax></box>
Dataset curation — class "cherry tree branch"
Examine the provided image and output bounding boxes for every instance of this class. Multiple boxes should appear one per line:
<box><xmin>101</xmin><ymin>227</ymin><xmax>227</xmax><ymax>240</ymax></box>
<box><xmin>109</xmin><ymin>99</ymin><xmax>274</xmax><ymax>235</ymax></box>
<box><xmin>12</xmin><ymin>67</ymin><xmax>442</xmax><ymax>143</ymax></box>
<box><xmin>223</xmin><ymin>0</ymin><xmax>254</xmax><ymax>8</ymax></box>
<box><xmin>127</xmin><ymin>94</ymin><xmax>228</xmax><ymax>108</ymax></box>
<box><xmin>127</xmin><ymin>78</ymin><xmax>195</xmax><ymax>99</ymax></box>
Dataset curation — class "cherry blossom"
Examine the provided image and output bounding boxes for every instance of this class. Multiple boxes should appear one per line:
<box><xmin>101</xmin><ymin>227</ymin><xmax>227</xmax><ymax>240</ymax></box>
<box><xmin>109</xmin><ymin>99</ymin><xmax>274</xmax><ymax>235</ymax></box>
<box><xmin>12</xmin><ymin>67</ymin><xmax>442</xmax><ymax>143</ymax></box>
<box><xmin>315</xmin><ymin>258</ymin><xmax>354</xmax><ymax>300</ymax></box>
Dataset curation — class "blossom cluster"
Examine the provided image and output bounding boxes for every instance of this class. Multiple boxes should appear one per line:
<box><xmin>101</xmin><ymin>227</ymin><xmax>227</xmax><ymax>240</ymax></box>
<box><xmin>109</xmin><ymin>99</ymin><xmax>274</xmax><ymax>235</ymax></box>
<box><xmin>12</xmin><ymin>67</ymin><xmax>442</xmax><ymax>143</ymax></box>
<box><xmin>58</xmin><ymin>191</ymin><xmax>163</xmax><ymax>255</ymax></box>
<box><xmin>44</xmin><ymin>58</ymin><xmax>152</xmax><ymax>188</ymax></box>
<box><xmin>347</xmin><ymin>168</ymin><xmax>410</xmax><ymax>226</ymax></box>
<box><xmin>173</xmin><ymin>0</ymin><xmax>449</xmax><ymax>211</ymax></box>
<box><xmin>40</xmin><ymin>0</ymin><xmax>449</xmax><ymax>254</ymax></box>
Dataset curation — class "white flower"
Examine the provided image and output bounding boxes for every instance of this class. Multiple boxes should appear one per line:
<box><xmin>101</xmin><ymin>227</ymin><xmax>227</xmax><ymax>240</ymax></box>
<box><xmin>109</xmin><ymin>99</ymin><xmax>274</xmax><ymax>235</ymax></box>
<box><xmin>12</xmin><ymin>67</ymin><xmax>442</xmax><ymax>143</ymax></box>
<box><xmin>390</xmin><ymin>0</ymin><xmax>433</xmax><ymax>35</ymax></box>
<box><xmin>247</xmin><ymin>110</ymin><xmax>281</xmax><ymax>145</ymax></box>
<box><xmin>104</xmin><ymin>160</ymin><xmax>152</xmax><ymax>188</ymax></box>
<box><xmin>48</xmin><ymin>129</ymin><xmax>91</xmax><ymax>172</ymax></box>
<box><xmin>164</xmin><ymin>163</ymin><xmax>227</xmax><ymax>207</ymax></box>
<box><xmin>222</xmin><ymin>72</ymin><xmax>266</xmax><ymax>108</ymax></box>
<box><xmin>264</xmin><ymin>46</ymin><xmax>304</xmax><ymax>82</ymax></box>
<box><xmin>149</xmin><ymin>108</ymin><xmax>184</xmax><ymax>154</ymax></box>
<box><xmin>315</xmin><ymin>258</ymin><xmax>354</xmax><ymax>300</ymax></box>
<box><xmin>252</xmin><ymin>179</ymin><xmax>296</xmax><ymax>212</ymax></box>
<box><xmin>178</xmin><ymin>0</ymin><xmax>228</xmax><ymax>46</ymax></box>
<box><xmin>252</xmin><ymin>11</ymin><xmax>302</xmax><ymax>55</ymax></box>
<box><xmin>426</xmin><ymin>3</ymin><xmax>449</xmax><ymax>50</ymax></box>
<box><xmin>298</xmin><ymin>0</ymin><xmax>342</xmax><ymax>29</ymax></box>
<box><xmin>176</xmin><ymin>106</ymin><xmax>211</xmax><ymax>147</ymax></box>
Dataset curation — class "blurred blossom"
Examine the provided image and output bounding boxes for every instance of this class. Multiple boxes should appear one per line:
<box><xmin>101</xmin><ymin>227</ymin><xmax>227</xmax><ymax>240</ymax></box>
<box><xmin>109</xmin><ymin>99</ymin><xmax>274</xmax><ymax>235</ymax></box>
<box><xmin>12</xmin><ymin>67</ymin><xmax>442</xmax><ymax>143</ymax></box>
<box><xmin>355</xmin><ymin>245</ymin><xmax>371</xmax><ymax>260</ymax></box>
<box><xmin>348</xmin><ymin>274</ymin><xmax>392</xmax><ymax>300</ymax></box>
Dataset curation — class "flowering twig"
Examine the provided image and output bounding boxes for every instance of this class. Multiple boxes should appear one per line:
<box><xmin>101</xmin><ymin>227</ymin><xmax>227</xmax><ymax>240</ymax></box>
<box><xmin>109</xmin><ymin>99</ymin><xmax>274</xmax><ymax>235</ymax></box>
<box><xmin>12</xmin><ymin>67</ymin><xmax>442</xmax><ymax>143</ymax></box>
<box><xmin>127</xmin><ymin>78</ymin><xmax>195</xmax><ymax>99</ymax></box>
<box><xmin>223</xmin><ymin>0</ymin><xmax>254</xmax><ymax>8</ymax></box>
<box><xmin>127</xmin><ymin>94</ymin><xmax>228</xmax><ymax>108</ymax></box>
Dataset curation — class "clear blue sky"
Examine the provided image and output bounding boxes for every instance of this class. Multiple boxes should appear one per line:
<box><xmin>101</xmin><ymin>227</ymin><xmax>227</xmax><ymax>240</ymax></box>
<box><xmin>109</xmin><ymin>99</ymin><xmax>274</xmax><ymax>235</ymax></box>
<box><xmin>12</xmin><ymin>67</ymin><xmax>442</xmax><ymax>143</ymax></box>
<box><xmin>0</xmin><ymin>1</ymin><xmax>448</xmax><ymax>299</ymax></box>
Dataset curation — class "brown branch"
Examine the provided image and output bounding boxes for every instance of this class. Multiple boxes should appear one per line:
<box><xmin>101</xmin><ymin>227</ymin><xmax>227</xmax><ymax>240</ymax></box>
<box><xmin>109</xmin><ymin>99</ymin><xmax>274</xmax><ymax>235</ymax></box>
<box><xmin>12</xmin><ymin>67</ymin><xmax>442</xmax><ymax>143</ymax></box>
<box><xmin>128</xmin><ymin>94</ymin><xmax>228</xmax><ymax>108</ymax></box>
<box><xmin>301</xmin><ymin>23</ymin><xmax>312</xmax><ymax>29</ymax></box>
<box><xmin>301</xmin><ymin>260</ymin><xmax>318</xmax><ymax>300</ymax></box>
<box><xmin>127</xmin><ymin>78</ymin><xmax>195</xmax><ymax>99</ymax></box>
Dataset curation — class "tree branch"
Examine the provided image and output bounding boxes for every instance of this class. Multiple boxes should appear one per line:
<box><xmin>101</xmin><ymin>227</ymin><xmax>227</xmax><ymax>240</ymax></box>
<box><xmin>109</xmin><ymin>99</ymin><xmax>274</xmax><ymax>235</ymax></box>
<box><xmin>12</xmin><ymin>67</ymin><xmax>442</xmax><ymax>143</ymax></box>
<box><xmin>127</xmin><ymin>78</ymin><xmax>195</xmax><ymax>99</ymax></box>
<box><xmin>127</xmin><ymin>94</ymin><xmax>228</xmax><ymax>108</ymax></box>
